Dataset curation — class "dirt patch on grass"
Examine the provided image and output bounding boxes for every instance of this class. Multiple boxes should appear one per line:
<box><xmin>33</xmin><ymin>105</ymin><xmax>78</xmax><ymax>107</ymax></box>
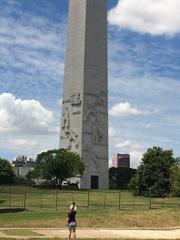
<box><xmin>1</xmin><ymin>228</ymin><xmax>179</xmax><ymax>239</ymax></box>
<box><xmin>2</xmin><ymin>229</ymin><xmax>43</xmax><ymax>236</ymax></box>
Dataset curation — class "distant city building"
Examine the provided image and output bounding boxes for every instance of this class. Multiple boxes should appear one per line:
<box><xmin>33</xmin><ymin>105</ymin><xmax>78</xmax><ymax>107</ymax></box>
<box><xmin>11</xmin><ymin>155</ymin><xmax>36</xmax><ymax>177</ymax></box>
<box><xmin>112</xmin><ymin>154</ymin><xmax>130</xmax><ymax>168</ymax></box>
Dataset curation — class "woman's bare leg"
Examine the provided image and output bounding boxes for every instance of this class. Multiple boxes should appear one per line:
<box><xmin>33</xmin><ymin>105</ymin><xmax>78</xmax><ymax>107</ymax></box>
<box><xmin>73</xmin><ymin>229</ymin><xmax>76</xmax><ymax>240</ymax></box>
<box><xmin>68</xmin><ymin>229</ymin><xmax>72</xmax><ymax>240</ymax></box>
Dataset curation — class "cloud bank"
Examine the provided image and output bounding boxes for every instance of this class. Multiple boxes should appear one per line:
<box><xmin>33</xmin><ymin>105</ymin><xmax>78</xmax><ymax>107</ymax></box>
<box><xmin>109</xmin><ymin>102</ymin><xmax>154</xmax><ymax>117</ymax></box>
<box><xmin>0</xmin><ymin>93</ymin><xmax>54</xmax><ymax>135</ymax></box>
<box><xmin>108</xmin><ymin>0</ymin><xmax>180</xmax><ymax>36</ymax></box>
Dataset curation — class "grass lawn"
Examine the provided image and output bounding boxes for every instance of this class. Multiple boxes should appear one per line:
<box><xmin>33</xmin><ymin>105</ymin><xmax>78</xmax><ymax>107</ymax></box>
<box><xmin>0</xmin><ymin>208</ymin><xmax>180</xmax><ymax>228</ymax></box>
<box><xmin>0</xmin><ymin>186</ymin><xmax>180</xmax><ymax>230</ymax></box>
<box><xmin>0</xmin><ymin>186</ymin><xmax>180</xmax><ymax>211</ymax></box>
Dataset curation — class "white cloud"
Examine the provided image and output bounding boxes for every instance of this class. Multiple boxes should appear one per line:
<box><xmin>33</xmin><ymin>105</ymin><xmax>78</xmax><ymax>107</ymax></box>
<box><xmin>109</xmin><ymin>126</ymin><xmax>121</xmax><ymax>137</ymax></box>
<box><xmin>115</xmin><ymin>140</ymin><xmax>131</xmax><ymax>149</ymax></box>
<box><xmin>110</xmin><ymin>132</ymin><xmax>144</xmax><ymax>168</ymax></box>
<box><xmin>0</xmin><ymin>93</ymin><xmax>54</xmax><ymax>135</ymax></box>
<box><xmin>108</xmin><ymin>0</ymin><xmax>180</xmax><ymax>36</ymax></box>
<box><xmin>8</xmin><ymin>138</ymin><xmax>39</xmax><ymax>148</ymax></box>
<box><xmin>109</xmin><ymin>102</ymin><xmax>153</xmax><ymax>117</ymax></box>
<box><xmin>129</xmin><ymin>150</ymin><xmax>143</xmax><ymax>168</ymax></box>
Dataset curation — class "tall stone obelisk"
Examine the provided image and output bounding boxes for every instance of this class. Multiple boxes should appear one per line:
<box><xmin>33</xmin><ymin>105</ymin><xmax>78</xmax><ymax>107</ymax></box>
<box><xmin>60</xmin><ymin>0</ymin><xmax>108</xmax><ymax>189</ymax></box>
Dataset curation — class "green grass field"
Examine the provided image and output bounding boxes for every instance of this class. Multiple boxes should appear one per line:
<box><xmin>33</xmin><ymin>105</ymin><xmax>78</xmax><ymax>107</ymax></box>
<box><xmin>0</xmin><ymin>186</ymin><xmax>180</xmax><ymax>229</ymax></box>
<box><xmin>0</xmin><ymin>186</ymin><xmax>179</xmax><ymax>211</ymax></box>
<box><xmin>0</xmin><ymin>207</ymin><xmax>180</xmax><ymax>228</ymax></box>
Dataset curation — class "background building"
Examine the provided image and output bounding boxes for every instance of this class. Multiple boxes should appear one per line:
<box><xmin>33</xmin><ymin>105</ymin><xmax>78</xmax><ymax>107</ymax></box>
<box><xmin>11</xmin><ymin>155</ymin><xmax>36</xmax><ymax>177</ymax></box>
<box><xmin>112</xmin><ymin>153</ymin><xmax>130</xmax><ymax>168</ymax></box>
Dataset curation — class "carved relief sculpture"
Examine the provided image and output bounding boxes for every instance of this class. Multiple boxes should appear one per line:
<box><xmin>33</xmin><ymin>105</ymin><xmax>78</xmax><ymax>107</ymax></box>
<box><xmin>92</xmin><ymin>123</ymin><xmax>103</xmax><ymax>145</ymax></box>
<box><xmin>67</xmin><ymin>129</ymin><xmax>79</xmax><ymax>149</ymax></box>
<box><xmin>95</xmin><ymin>91</ymin><xmax>106</xmax><ymax>108</ymax></box>
<box><xmin>84</xmin><ymin>101</ymin><xmax>97</xmax><ymax>121</ymax></box>
<box><xmin>62</xmin><ymin>108</ymin><xmax>70</xmax><ymax>131</ymax></box>
<box><xmin>70</xmin><ymin>93</ymin><xmax>81</xmax><ymax>106</ymax></box>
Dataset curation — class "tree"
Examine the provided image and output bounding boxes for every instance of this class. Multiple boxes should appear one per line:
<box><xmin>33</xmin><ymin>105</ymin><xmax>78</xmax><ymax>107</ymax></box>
<box><xmin>109</xmin><ymin>167</ymin><xmax>136</xmax><ymax>190</ymax></box>
<box><xmin>14</xmin><ymin>176</ymin><xmax>26</xmax><ymax>185</ymax></box>
<box><xmin>170</xmin><ymin>158</ymin><xmax>180</xmax><ymax>196</ymax></box>
<box><xmin>32</xmin><ymin>148</ymin><xmax>85</xmax><ymax>188</ymax></box>
<box><xmin>0</xmin><ymin>158</ymin><xmax>15</xmax><ymax>184</ymax></box>
<box><xmin>129</xmin><ymin>146</ymin><xmax>177</xmax><ymax>197</ymax></box>
<box><xmin>25</xmin><ymin>170</ymin><xmax>36</xmax><ymax>186</ymax></box>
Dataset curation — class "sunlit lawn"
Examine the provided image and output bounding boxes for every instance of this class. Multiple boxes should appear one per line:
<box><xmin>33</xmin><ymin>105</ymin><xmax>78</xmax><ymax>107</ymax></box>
<box><xmin>0</xmin><ymin>208</ymin><xmax>180</xmax><ymax>228</ymax></box>
<box><xmin>0</xmin><ymin>186</ymin><xmax>179</xmax><ymax>211</ymax></box>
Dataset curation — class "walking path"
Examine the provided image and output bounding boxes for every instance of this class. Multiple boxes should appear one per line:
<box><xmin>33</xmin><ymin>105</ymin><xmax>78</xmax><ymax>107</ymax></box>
<box><xmin>0</xmin><ymin>228</ymin><xmax>180</xmax><ymax>239</ymax></box>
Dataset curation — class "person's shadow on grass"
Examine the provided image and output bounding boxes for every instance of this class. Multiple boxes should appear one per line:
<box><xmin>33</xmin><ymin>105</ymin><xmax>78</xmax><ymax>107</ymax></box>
<box><xmin>0</xmin><ymin>208</ymin><xmax>25</xmax><ymax>214</ymax></box>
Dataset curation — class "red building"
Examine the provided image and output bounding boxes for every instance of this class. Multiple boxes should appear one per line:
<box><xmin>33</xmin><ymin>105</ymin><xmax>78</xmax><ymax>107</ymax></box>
<box><xmin>112</xmin><ymin>153</ymin><xmax>130</xmax><ymax>168</ymax></box>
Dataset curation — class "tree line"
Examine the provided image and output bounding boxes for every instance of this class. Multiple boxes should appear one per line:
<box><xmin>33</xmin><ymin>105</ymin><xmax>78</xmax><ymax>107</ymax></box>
<box><xmin>0</xmin><ymin>146</ymin><xmax>180</xmax><ymax>197</ymax></box>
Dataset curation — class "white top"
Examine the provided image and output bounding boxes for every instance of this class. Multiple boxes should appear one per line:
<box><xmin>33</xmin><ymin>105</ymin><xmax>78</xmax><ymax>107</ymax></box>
<box><xmin>70</xmin><ymin>205</ymin><xmax>77</xmax><ymax>211</ymax></box>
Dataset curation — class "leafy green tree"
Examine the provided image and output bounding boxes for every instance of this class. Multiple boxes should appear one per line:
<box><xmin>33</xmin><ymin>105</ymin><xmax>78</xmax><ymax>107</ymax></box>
<box><xmin>170</xmin><ymin>159</ymin><xmax>180</xmax><ymax>196</ymax></box>
<box><xmin>128</xmin><ymin>173</ymin><xmax>139</xmax><ymax>194</ymax></box>
<box><xmin>0</xmin><ymin>158</ymin><xmax>15</xmax><ymax>184</ymax></box>
<box><xmin>32</xmin><ymin>148</ymin><xmax>84</xmax><ymax>188</ymax></box>
<box><xmin>129</xmin><ymin>147</ymin><xmax>177</xmax><ymax>197</ymax></box>
<box><xmin>14</xmin><ymin>176</ymin><xmax>26</xmax><ymax>185</ymax></box>
<box><xmin>109</xmin><ymin>167</ymin><xmax>136</xmax><ymax>189</ymax></box>
<box><xmin>109</xmin><ymin>167</ymin><xmax>117</xmax><ymax>189</ymax></box>
<box><xmin>25</xmin><ymin>170</ymin><xmax>36</xmax><ymax>186</ymax></box>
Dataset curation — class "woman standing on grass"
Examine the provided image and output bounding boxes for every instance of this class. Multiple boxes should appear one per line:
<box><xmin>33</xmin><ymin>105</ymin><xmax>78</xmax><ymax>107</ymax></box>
<box><xmin>67</xmin><ymin>202</ymin><xmax>77</xmax><ymax>240</ymax></box>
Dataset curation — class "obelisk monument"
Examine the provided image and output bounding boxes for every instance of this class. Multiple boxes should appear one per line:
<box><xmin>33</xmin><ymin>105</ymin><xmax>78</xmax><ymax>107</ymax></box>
<box><xmin>60</xmin><ymin>0</ymin><xmax>108</xmax><ymax>189</ymax></box>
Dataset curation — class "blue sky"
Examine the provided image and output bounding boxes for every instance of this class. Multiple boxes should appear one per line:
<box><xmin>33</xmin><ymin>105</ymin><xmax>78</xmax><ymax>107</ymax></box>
<box><xmin>0</xmin><ymin>0</ymin><xmax>180</xmax><ymax>168</ymax></box>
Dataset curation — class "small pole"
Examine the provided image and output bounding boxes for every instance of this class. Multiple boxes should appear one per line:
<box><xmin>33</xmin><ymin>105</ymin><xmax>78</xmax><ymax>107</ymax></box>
<box><xmin>24</xmin><ymin>192</ymin><xmax>27</xmax><ymax>209</ymax></box>
<box><xmin>149</xmin><ymin>189</ymin><xmax>152</xmax><ymax>209</ymax></box>
<box><xmin>9</xmin><ymin>192</ymin><xmax>11</xmax><ymax>209</ymax></box>
<box><xmin>133</xmin><ymin>194</ymin><xmax>135</xmax><ymax>209</ymax></box>
<box><xmin>56</xmin><ymin>191</ymin><xmax>58</xmax><ymax>211</ymax></box>
<box><xmin>87</xmin><ymin>190</ymin><xmax>90</xmax><ymax>209</ymax></box>
<box><xmin>104</xmin><ymin>192</ymin><xmax>106</xmax><ymax>209</ymax></box>
<box><xmin>58</xmin><ymin>191</ymin><xmax>60</xmax><ymax>209</ymax></box>
<box><xmin>119</xmin><ymin>190</ymin><xmax>121</xmax><ymax>210</ymax></box>
<box><xmin>162</xmin><ymin>197</ymin><xmax>165</xmax><ymax>208</ymax></box>
<box><xmin>41</xmin><ymin>192</ymin><xmax>43</xmax><ymax>210</ymax></box>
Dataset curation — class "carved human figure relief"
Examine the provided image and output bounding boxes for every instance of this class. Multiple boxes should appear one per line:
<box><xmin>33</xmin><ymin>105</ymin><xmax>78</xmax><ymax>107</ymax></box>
<box><xmin>67</xmin><ymin>129</ymin><xmax>79</xmax><ymax>149</ymax></box>
<box><xmin>62</xmin><ymin>107</ymin><xmax>70</xmax><ymax>131</ymax></box>
<box><xmin>83</xmin><ymin>145</ymin><xmax>98</xmax><ymax>168</ymax></box>
<box><xmin>84</xmin><ymin>101</ymin><xmax>97</xmax><ymax>121</ymax></box>
<box><xmin>70</xmin><ymin>93</ymin><xmax>81</xmax><ymax>106</ymax></box>
<box><xmin>92</xmin><ymin>123</ymin><xmax>103</xmax><ymax>145</ymax></box>
<box><xmin>95</xmin><ymin>91</ymin><xmax>106</xmax><ymax>108</ymax></box>
<box><xmin>63</xmin><ymin>93</ymin><xmax>81</xmax><ymax>107</ymax></box>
